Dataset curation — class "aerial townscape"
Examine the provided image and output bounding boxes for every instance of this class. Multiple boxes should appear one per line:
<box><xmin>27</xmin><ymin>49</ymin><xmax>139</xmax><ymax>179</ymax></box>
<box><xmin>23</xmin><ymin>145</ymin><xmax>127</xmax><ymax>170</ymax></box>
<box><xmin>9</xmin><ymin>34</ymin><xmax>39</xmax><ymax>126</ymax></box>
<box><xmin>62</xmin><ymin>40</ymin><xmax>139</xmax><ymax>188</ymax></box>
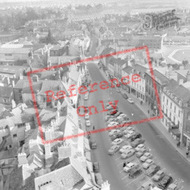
<box><xmin>0</xmin><ymin>0</ymin><xmax>190</xmax><ymax>190</ymax></box>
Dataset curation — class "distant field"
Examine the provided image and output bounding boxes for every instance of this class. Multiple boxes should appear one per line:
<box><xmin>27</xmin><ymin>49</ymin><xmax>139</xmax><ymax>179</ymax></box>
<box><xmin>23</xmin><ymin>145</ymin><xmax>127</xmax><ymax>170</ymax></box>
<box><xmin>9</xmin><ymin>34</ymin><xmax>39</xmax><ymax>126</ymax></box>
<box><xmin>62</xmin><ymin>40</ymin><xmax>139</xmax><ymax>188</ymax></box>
<box><xmin>173</xmin><ymin>49</ymin><xmax>190</xmax><ymax>62</ymax></box>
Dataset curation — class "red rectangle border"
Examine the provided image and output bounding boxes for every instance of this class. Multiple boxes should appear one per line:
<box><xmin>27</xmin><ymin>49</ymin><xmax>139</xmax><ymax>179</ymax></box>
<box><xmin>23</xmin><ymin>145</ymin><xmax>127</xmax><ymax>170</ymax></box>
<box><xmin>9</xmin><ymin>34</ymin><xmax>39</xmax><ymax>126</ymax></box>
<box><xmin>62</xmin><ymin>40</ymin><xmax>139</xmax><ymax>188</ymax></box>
<box><xmin>27</xmin><ymin>46</ymin><xmax>163</xmax><ymax>144</ymax></box>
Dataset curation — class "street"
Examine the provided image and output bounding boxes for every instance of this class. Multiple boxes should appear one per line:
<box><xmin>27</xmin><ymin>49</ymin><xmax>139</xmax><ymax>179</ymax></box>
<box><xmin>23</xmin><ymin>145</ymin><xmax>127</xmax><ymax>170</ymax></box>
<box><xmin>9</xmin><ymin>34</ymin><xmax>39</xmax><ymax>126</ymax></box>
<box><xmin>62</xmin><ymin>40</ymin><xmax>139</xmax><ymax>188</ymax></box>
<box><xmin>85</xmin><ymin>62</ymin><xmax>190</xmax><ymax>190</ymax></box>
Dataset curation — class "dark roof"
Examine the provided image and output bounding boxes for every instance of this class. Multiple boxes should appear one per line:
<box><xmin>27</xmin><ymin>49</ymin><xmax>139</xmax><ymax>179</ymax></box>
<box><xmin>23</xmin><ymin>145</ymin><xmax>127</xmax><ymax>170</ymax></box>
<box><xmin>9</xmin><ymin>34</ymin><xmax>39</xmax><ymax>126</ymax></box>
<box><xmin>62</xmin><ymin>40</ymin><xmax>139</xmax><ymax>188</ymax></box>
<box><xmin>123</xmin><ymin>66</ymin><xmax>133</xmax><ymax>74</ymax></box>
<box><xmin>101</xmin><ymin>47</ymin><xmax>115</xmax><ymax>56</ymax></box>
<box><xmin>0</xmin><ymin>86</ymin><xmax>13</xmax><ymax>98</ymax></box>
<box><xmin>146</xmin><ymin>69</ymin><xmax>169</xmax><ymax>84</ymax></box>
<box><xmin>154</xmin><ymin>70</ymin><xmax>169</xmax><ymax>84</ymax></box>
<box><xmin>39</xmin><ymin>80</ymin><xmax>65</xmax><ymax>95</ymax></box>
<box><xmin>166</xmin><ymin>79</ymin><xmax>190</xmax><ymax>103</ymax></box>
<box><xmin>134</xmin><ymin>64</ymin><xmax>147</xmax><ymax>73</ymax></box>
<box><xmin>0</xmin><ymin>110</ymin><xmax>13</xmax><ymax>119</ymax></box>
<box><xmin>118</xmin><ymin>58</ymin><xmax>126</xmax><ymax>65</ymax></box>
<box><xmin>14</xmin><ymin>79</ymin><xmax>42</xmax><ymax>93</ymax></box>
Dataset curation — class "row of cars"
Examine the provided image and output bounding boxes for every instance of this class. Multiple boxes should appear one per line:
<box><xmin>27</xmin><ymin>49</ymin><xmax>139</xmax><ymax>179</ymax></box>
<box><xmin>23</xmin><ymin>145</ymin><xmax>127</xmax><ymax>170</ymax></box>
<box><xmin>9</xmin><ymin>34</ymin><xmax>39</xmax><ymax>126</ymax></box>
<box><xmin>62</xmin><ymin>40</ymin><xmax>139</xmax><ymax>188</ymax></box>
<box><xmin>104</xmin><ymin>102</ymin><xmax>178</xmax><ymax>190</ymax></box>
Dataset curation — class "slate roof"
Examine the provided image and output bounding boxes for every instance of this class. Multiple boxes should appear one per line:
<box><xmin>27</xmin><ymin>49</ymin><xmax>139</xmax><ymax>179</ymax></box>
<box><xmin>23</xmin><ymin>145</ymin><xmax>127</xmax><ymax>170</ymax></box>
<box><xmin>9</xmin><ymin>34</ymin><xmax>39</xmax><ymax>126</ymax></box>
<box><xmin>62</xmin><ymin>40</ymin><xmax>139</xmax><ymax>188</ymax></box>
<box><xmin>123</xmin><ymin>66</ymin><xmax>133</xmax><ymax>74</ymax></box>
<box><xmin>133</xmin><ymin>64</ymin><xmax>147</xmax><ymax>73</ymax></box>
<box><xmin>176</xmin><ymin>70</ymin><xmax>189</xmax><ymax>78</ymax></box>
<box><xmin>0</xmin><ymin>86</ymin><xmax>13</xmax><ymax>98</ymax></box>
<box><xmin>166</xmin><ymin>79</ymin><xmax>190</xmax><ymax>103</ymax></box>
<box><xmin>0</xmin><ymin>47</ymin><xmax>31</xmax><ymax>54</ymax></box>
<box><xmin>35</xmin><ymin>164</ymin><xmax>83</xmax><ymax>190</ymax></box>
<box><xmin>101</xmin><ymin>47</ymin><xmax>115</xmax><ymax>56</ymax></box>
<box><xmin>39</xmin><ymin>80</ymin><xmax>65</xmax><ymax>95</ymax></box>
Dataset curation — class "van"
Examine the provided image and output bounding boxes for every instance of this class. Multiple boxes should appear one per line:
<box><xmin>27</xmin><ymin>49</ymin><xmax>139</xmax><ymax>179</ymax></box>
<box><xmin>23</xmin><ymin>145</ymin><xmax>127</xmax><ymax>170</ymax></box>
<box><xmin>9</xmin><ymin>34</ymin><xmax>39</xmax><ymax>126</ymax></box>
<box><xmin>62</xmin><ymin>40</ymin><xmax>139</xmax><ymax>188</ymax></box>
<box><xmin>95</xmin><ymin>173</ymin><xmax>103</xmax><ymax>185</ymax></box>
<box><xmin>93</xmin><ymin>162</ymin><xmax>99</xmax><ymax>173</ymax></box>
<box><xmin>90</xmin><ymin>140</ymin><xmax>97</xmax><ymax>149</ymax></box>
<box><xmin>140</xmin><ymin>180</ymin><xmax>154</xmax><ymax>190</ymax></box>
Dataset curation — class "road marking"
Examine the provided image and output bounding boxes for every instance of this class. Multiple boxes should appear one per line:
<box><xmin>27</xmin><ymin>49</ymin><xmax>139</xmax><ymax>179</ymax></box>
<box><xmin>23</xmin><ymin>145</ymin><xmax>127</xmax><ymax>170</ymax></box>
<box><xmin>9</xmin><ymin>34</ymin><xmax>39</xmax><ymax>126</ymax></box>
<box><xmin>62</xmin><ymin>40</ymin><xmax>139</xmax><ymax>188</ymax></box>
<box><xmin>125</xmin><ymin>174</ymin><xmax>141</xmax><ymax>185</ymax></box>
<box><xmin>121</xmin><ymin>175</ymin><xmax>128</xmax><ymax>180</ymax></box>
<box><xmin>115</xmin><ymin>156</ymin><xmax>121</xmax><ymax>161</ymax></box>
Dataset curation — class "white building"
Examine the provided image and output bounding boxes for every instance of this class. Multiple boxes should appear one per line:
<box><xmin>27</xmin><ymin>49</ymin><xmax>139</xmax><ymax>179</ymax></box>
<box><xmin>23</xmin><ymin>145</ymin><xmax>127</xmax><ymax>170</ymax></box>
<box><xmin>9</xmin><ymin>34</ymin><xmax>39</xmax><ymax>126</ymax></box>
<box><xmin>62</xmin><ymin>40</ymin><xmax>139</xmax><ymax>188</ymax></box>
<box><xmin>161</xmin><ymin>79</ymin><xmax>190</xmax><ymax>144</ymax></box>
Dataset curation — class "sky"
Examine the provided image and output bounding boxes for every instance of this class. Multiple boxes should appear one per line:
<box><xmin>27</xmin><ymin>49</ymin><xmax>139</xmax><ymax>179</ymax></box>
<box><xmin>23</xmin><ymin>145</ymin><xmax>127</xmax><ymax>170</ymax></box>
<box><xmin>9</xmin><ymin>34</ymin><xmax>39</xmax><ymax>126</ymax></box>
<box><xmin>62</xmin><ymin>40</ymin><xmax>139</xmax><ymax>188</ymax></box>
<box><xmin>0</xmin><ymin>0</ymin><xmax>189</xmax><ymax>8</ymax></box>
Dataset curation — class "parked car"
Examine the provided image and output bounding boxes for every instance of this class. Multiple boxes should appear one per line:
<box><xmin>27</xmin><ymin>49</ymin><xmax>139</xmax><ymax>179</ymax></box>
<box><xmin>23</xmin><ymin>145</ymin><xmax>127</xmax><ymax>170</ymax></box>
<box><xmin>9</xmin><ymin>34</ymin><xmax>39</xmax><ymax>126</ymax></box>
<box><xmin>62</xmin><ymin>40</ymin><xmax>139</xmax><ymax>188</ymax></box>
<box><xmin>107</xmin><ymin>122</ymin><xmax>118</xmax><ymax>127</ymax></box>
<box><xmin>95</xmin><ymin>173</ymin><xmax>104</xmax><ymax>185</ymax></box>
<box><xmin>152</xmin><ymin>170</ymin><xmax>165</xmax><ymax>182</ymax></box>
<box><xmin>107</xmin><ymin>117</ymin><xmax>117</xmax><ymax>123</ymax></box>
<box><xmin>131</xmin><ymin>138</ymin><xmax>145</xmax><ymax>148</ymax></box>
<box><xmin>117</xmin><ymin>112</ymin><xmax>127</xmax><ymax>120</ymax></box>
<box><xmin>140</xmin><ymin>180</ymin><xmax>154</xmax><ymax>190</ymax></box>
<box><xmin>123</xmin><ymin>127</ymin><xmax>135</xmax><ymax>134</ymax></box>
<box><xmin>123</xmin><ymin>162</ymin><xmax>139</xmax><ymax>173</ymax></box>
<box><xmin>114</xmin><ymin>111</ymin><xmax>123</xmax><ymax>117</ymax></box>
<box><xmin>158</xmin><ymin>175</ymin><xmax>173</xmax><ymax>189</ymax></box>
<box><xmin>105</xmin><ymin>115</ymin><xmax>115</xmax><ymax>121</ymax></box>
<box><xmin>108</xmin><ymin>145</ymin><xmax>120</xmax><ymax>155</ymax></box>
<box><xmin>93</xmin><ymin>162</ymin><xmax>99</xmax><ymax>172</ymax></box>
<box><xmin>84</xmin><ymin>113</ymin><xmax>89</xmax><ymax>120</ymax></box>
<box><xmin>130</xmin><ymin>133</ymin><xmax>142</xmax><ymax>142</ymax></box>
<box><xmin>146</xmin><ymin>164</ymin><xmax>160</xmax><ymax>177</ymax></box>
<box><xmin>128</xmin><ymin>168</ymin><xmax>142</xmax><ymax>179</ymax></box>
<box><xmin>111</xmin><ymin>138</ymin><xmax>123</xmax><ymax>145</ymax></box>
<box><xmin>167</xmin><ymin>183</ymin><xmax>178</xmax><ymax>190</ymax></box>
<box><xmin>140</xmin><ymin>155</ymin><xmax>149</xmax><ymax>162</ymax></box>
<box><xmin>90</xmin><ymin>140</ymin><xmax>97</xmax><ymax>149</ymax></box>
<box><xmin>136</xmin><ymin>144</ymin><xmax>146</xmax><ymax>149</ymax></box>
<box><xmin>142</xmin><ymin>159</ymin><xmax>154</xmax><ymax>170</ymax></box>
<box><xmin>143</xmin><ymin>152</ymin><xmax>153</xmax><ymax>159</ymax></box>
<box><xmin>85</xmin><ymin>119</ymin><xmax>91</xmax><ymax>127</ymax></box>
<box><xmin>110</xmin><ymin>109</ymin><xmax>118</xmax><ymax>115</ymax></box>
<box><xmin>121</xmin><ymin>149</ymin><xmax>135</xmax><ymax>159</ymax></box>
<box><xmin>135</xmin><ymin>151</ymin><xmax>144</xmax><ymax>158</ymax></box>
<box><xmin>119</xmin><ymin>145</ymin><xmax>133</xmax><ymax>154</ymax></box>
<box><xmin>122</xmin><ymin>92</ymin><xmax>128</xmax><ymax>99</ymax></box>
<box><xmin>125</xmin><ymin>131</ymin><xmax>136</xmax><ymax>139</ymax></box>
<box><xmin>84</xmin><ymin>93</ymin><xmax>89</xmax><ymax>100</ymax></box>
<box><xmin>109</xmin><ymin>129</ymin><xmax>119</xmax><ymax>136</ymax></box>
<box><xmin>128</xmin><ymin>98</ymin><xmax>134</xmax><ymax>104</ymax></box>
<box><xmin>136</xmin><ymin>147</ymin><xmax>147</xmax><ymax>154</ymax></box>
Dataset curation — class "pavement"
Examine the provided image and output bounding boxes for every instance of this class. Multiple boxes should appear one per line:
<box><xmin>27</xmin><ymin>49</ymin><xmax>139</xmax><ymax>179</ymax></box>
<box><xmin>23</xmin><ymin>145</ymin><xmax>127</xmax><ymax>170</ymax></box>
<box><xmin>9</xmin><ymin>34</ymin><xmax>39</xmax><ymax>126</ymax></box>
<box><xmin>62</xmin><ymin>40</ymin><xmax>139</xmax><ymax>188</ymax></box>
<box><xmin>99</xmin><ymin>64</ymin><xmax>190</xmax><ymax>164</ymax></box>
<box><xmin>128</xmin><ymin>91</ymin><xmax>190</xmax><ymax>163</ymax></box>
<box><xmin>93</xmin><ymin>63</ymin><xmax>190</xmax><ymax>189</ymax></box>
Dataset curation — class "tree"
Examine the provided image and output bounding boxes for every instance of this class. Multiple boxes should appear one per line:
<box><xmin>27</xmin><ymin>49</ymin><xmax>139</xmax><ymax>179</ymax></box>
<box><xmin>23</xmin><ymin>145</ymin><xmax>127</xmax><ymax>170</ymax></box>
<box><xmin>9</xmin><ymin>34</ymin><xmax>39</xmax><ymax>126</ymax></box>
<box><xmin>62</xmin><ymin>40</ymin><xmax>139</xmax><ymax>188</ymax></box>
<box><xmin>182</xmin><ymin>60</ymin><xmax>189</xmax><ymax>68</ymax></box>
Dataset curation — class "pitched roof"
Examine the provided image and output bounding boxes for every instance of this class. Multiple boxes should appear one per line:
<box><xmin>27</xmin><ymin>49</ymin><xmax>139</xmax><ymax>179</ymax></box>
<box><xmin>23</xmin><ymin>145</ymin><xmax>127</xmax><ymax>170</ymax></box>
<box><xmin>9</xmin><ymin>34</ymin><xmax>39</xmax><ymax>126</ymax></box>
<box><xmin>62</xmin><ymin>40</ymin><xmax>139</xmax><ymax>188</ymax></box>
<box><xmin>166</xmin><ymin>79</ymin><xmax>190</xmax><ymax>103</ymax></box>
<box><xmin>35</xmin><ymin>164</ymin><xmax>83</xmax><ymax>190</ymax></box>
<box><xmin>0</xmin><ymin>47</ymin><xmax>30</xmax><ymax>54</ymax></box>
<box><xmin>146</xmin><ymin>69</ymin><xmax>169</xmax><ymax>84</ymax></box>
<box><xmin>0</xmin><ymin>65</ymin><xmax>25</xmax><ymax>76</ymax></box>
<box><xmin>0</xmin><ymin>86</ymin><xmax>13</xmax><ymax>98</ymax></box>
<box><xmin>39</xmin><ymin>80</ymin><xmax>65</xmax><ymax>95</ymax></box>
<box><xmin>134</xmin><ymin>64</ymin><xmax>147</xmax><ymax>73</ymax></box>
<box><xmin>123</xmin><ymin>66</ymin><xmax>133</xmax><ymax>74</ymax></box>
<box><xmin>14</xmin><ymin>79</ymin><xmax>42</xmax><ymax>93</ymax></box>
<box><xmin>101</xmin><ymin>47</ymin><xmax>115</xmax><ymax>56</ymax></box>
<box><xmin>176</xmin><ymin>70</ymin><xmax>189</xmax><ymax>78</ymax></box>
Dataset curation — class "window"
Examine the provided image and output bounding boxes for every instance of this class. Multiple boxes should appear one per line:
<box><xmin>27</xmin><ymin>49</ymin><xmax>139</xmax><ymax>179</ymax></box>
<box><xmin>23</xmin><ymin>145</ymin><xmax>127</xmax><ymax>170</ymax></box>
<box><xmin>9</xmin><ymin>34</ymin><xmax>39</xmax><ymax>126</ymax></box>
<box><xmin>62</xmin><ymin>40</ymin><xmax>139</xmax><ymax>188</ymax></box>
<box><xmin>163</xmin><ymin>95</ymin><xmax>165</xmax><ymax>102</ymax></box>
<box><xmin>170</xmin><ymin>102</ymin><xmax>172</xmax><ymax>109</ymax></box>
<box><xmin>174</xmin><ymin>106</ymin><xmax>176</xmax><ymax>113</ymax></box>
<box><xmin>13</xmin><ymin>134</ymin><xmax>17</xmax><ymax>138</ymax></box>
<box><xmin>5</xmin><ymin>53</ymin><xmax>12</xmax><ymax>56</ymax></box>
<box><xmin>178</xmin><ymin>110</ymin><xmax>180</xmax><ymax>117</ymax></box>
<box><xmin>166</xmin><ymin>99</ymin><xmax>168</xmax><ymax>106</ymax></box>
